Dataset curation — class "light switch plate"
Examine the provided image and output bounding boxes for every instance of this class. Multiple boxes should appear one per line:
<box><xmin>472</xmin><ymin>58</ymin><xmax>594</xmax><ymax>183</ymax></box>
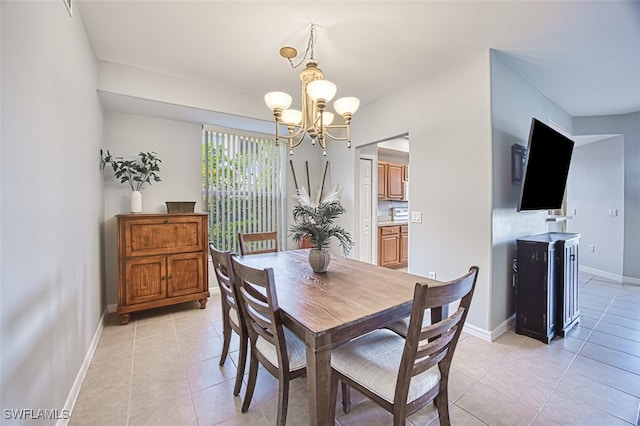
<box><xmin>411</xmin><ymin>211</ymin><xmax>422</xmax><ymax>223</ymax></box>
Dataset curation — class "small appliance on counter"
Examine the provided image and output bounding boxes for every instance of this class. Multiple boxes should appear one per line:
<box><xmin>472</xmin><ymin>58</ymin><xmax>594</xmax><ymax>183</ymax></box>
<box><xmin>391</xmin><ymin>207</ymin><xmax>409</xmax><ymax>222</ymax></box>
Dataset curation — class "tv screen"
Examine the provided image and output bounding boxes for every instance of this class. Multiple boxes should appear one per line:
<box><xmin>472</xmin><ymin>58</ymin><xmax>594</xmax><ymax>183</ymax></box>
<box><xmin>517</xmin><ymin>118</ymin><xmax>575</xmax><ymax>212</ymax></box>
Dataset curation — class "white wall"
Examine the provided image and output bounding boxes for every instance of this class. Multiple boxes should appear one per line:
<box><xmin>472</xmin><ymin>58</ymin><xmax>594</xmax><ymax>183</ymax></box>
<box><xmin>573</xmin><ymin>112</ymin><xmax>640</xmax><ymax>281</ymax></box>
<box><xmin>339</xmin><ymin>50</ymin><xmax>494</xmax><ymax>332</ymax></box>
<box><xmin>1</xmin><ymin>1</ymin><xmax>103</xmax><ymax>420</ymax></box>
<box><xmin>98</xmin><ymin>60</ymin><xmax>271</xmax><ymax>124</ymax></box>
<box><xmin>102</xmin><ymin>112</ymin><xmax>203</xmax><ymax>306</ymax></box>
<box><xmin>490</xmin><ymin>51</ymin><xmax>574</xmax><ymax>330</ymax></box>
<box><xmin>566</xmin><ymin>136</ymin><xmax>625</xmax><ymax>276</ymax></box>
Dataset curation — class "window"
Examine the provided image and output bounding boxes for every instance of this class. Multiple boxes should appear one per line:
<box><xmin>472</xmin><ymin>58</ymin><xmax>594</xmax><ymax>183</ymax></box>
<box><xmin>202</xmin><ymin>127</ymin><xmax>285</xmax><ymax>253</ymax></box>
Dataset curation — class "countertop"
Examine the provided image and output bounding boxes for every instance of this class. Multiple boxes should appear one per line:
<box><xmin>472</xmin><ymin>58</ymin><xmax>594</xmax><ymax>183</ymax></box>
<box><xmin>378</xmin><ymin>220</ymin><xmax>408</xmax><ymax>227</ymax></box>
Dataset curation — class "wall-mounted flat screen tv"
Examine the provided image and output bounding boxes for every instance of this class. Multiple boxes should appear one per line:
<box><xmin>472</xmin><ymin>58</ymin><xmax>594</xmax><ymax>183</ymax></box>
<box><xmin>517</xmin><ymin>118</ymin><xmax>575</xmax><ymax>211</ymax></box>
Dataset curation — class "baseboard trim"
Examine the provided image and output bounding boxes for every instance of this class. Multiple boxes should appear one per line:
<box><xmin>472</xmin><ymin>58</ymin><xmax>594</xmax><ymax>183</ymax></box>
<box><xmin>580</xmin><ymin>266</ymin><xmax>623</xmax><ymax>283</ymax></box>
<box><xmin>490</xmin><ymin>314</ymin><xmax>516</xmax><ymax>341</ymax></box>
<box><xmin>57</xmin><ymin>307</ymin><xmax>108</xmax><ymax>426</ymax></box>
<box><xmin>463</xmin><ymin>323</ymin><xmax>492</xmax><ymax>341</ymax></box>
<box><xmin>624</xmin><ymin>276</ymin><xmax>640</xmax><ymax>285</ymax></box>
<box><xmin>579</xmin><ymin>266</ymin><xmax>640</xmax><ymax>286</ymax></box>
<box><xmin>464</xmin><ymin>314</ymin><xmax>515</xmax><ymax>342</ymax></box>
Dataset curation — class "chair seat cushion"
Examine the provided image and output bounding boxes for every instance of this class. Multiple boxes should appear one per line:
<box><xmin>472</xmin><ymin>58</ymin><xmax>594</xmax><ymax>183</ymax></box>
<box><xmin>256</xmin><ymin>326</ymin><xmax>306</xmax><ymax>371</ymax></box>
<box><xmin>331</xmin><ymin>329</ymin><xmax>440</xmax><ymax>403</ymax></box>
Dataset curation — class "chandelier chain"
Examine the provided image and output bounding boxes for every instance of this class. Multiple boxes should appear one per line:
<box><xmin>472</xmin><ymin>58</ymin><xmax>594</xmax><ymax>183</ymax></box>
<box><xmin>287</xmin><ymin>24</ymin><xmax>316</xmax><ymax>69</ymax></box>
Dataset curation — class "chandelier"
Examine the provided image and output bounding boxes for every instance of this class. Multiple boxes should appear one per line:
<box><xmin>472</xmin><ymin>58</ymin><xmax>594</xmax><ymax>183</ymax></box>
<box><xmin>264</xmin><ymin>25</ymin><xmax>360</xmax><ymax>156</ymax></box>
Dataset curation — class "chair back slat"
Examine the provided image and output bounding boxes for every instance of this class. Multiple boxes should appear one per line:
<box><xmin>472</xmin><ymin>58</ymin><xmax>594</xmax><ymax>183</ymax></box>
<box><xmin>238</xmin><ymin>231</ymin><xmax>279</xmax><ymax>255</ymax></box>
<box><xmin>245</xmin><ymin>300</ymin><xmax>277</xmax><ymax>341</ymax></box>
<box><xmin>394</xmin><ymin>266</ymin><xmax>479</xmax><ymax>407</ymax></box>
<box><xmin>415</xmin><ymin>326</ymin><xmax>456</xmax><ymax>361</ymax></box>
<box><xmin>412</xmin><ymin>346</ymin><xmax>448</xmax><ymax>377</ymax></box>
<box><xmin>418</xmin><ymin>307</ymin><xmax>464</xmax><ymax>342</ymax></box>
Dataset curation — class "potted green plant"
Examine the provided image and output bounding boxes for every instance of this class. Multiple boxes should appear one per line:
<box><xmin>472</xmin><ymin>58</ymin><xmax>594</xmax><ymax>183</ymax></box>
<box><xmin>288</xmin><ymin>186</ymin><xmax>354</xmax><ymax>273</ymax></box>
<box><xmin>100</xmin><ymin>149</ymin><xmax>161</xmax><ymax>213</ymax></box>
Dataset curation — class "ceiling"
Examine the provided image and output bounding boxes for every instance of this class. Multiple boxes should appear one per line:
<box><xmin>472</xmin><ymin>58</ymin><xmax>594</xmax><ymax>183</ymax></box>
<box><xmin>78</xmin><ymin>1</ymin><xmax>640</xmax><ymax>120</ymax></box>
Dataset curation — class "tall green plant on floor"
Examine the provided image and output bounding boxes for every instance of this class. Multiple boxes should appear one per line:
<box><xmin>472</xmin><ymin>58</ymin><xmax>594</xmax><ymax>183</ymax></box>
<box><xmin>100</xmin><ymin>149</ymin><xmax>162</xmax><ymax>191</ymax></box>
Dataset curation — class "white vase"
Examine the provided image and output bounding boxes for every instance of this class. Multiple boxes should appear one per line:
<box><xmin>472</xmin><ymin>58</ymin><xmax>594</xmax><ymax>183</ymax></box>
<box><xmin>130</xmin><ymin>190</ymin><xmax>142</xmax><ymax>213</ymax></box>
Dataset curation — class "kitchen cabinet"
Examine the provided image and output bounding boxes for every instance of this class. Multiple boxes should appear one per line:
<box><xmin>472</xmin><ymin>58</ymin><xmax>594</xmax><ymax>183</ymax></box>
<box><xmin>116</xmin><ymin>213</ymin><xmax>210</xmax><ymax>325</ymax></box>
<box><xmin>378</xmin><ymin>161</ymin><xmax>406</xmax><ymax>200</ymax></box>
<box><xmin>400</xmin><ymin>225</ymin><xmax>409</xmax><ymax>264</ymax></box>
<box><xmin>515</xmin><ymin>232</ymin><xmax>580</xmax><ymax>343</ymax></box>
<box><xmin>378</xmin><ymin>224</ymin><xmax>408</xmax><ymax>268</ymax></box>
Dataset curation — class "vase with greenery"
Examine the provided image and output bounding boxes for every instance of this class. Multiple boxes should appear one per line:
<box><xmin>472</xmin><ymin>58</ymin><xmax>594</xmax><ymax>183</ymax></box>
<box><xmin>100</xmin><ymin>149</ymin><xmax>161</xmax><ymax>213</ymax></box>
<box><xmin>288</xmin><ymin>186</ymin><xmax>354</xmax><ymax>273</ymax></box>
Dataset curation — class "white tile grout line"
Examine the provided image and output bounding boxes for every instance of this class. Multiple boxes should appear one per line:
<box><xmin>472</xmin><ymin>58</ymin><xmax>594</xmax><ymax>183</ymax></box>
<box><xmin>528</xmin><ymin>276</ymin><xmax>630</xmax><ymax>425</ymax></box>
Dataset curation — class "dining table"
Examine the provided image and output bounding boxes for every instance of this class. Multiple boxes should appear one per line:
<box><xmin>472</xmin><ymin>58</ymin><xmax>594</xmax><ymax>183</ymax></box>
<box><xmin>237</xmin><ymin>248</ymin><xmax>441</xmax><ymax>425</ymax></box>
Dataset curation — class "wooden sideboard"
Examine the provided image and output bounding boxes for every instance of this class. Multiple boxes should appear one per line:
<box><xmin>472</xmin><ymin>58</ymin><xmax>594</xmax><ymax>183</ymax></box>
<box><xmin>116</xmin><ymin>213</ymin><xmax>210</xmax><ymax>324</ymax></box>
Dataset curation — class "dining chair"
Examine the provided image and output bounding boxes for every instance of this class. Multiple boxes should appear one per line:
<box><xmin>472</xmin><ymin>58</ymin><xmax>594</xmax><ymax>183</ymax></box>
<box><xmin>238</xmin><ymin>231</ymin><xmax>279</xmax><ymax>255</ymax></box>
<box><xmin>230</xmin><ymin>254</ymin><xmax>307</xmax><ymax>426</ymax></box>
<box><xmin>208</xmin><ymin>243</ymin><xmax>248</xmax><ymax>397</ymax></box>
<box><xmin>329</xmin><ymin>266</ymin><xmax>479</xmax><ymax>425</ymax></box>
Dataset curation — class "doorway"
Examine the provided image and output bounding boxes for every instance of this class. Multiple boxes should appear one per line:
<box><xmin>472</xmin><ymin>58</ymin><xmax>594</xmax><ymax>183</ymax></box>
<box><xmin>356</xmin><ymin>134</ymin><xmax>410</xmax><ymax>266</ymax></box>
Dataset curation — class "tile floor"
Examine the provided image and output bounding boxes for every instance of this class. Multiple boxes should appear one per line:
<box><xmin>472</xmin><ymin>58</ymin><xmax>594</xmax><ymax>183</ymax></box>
<box><xmin>70</xmin><ymin>272</ymin><xmax>640</xmax><ymax>425</ymax></box>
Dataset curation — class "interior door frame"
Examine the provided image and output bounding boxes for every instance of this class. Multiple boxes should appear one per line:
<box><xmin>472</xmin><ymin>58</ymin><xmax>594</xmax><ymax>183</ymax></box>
<box><xmin>356</xmin><ymin>154</ymin><xmax>377</xmax><ymax>264</ymax></box>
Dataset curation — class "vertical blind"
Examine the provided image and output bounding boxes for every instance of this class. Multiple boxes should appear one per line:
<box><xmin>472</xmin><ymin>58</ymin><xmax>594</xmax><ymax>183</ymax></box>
<box><xmin>202</xmin><ymin>127</ymin><xmax>285</xmax><ymax>253</ymax></box>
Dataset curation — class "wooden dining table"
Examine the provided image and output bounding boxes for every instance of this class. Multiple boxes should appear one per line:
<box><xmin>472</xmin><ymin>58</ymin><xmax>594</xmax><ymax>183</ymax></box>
<box><xmin>237</xmin><ymin>248</ymin><xmax>440</xmax><ymax>425</ymax></box>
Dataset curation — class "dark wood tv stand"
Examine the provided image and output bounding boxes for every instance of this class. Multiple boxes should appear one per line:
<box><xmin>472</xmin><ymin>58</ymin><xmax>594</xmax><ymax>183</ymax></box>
<box><xmin>515</xmin><ymin>232</ymin><xmax>580</xmax><ymax>343</ymax></box>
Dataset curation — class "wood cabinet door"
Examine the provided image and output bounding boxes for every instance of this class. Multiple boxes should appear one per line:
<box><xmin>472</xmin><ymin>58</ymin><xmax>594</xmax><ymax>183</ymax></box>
<box><xmin>125</xmin><ymin>216</ymin><xmax>205</xmax><ymax>257</ymax></box>
<box><xmin>386</xmin><ymin>163</ymin><xmax>404</xmax><ymax>200</ymax></box>
<box><xmin>379</xmin><ymin>233</ymin><xmax>400</xmax><ymax>267</ymax></box>
<box><xmin>377</xmin><ymin>162</ymin><xmax>387</xmax><ymax>199</ymax></box>
<box><xmin>400</xmin><ymin>231</ymin><xmax>409</xmax><ymax>264</ymax></box>
<box><xmin>167</xmin><ymin>252</ymin><xmax>205</xmax><ymax>297</ymax></box>
<box><xmin>124</xmin><ymin>256</ymin><xmax>167</xmax><ymax>305</ymax></box>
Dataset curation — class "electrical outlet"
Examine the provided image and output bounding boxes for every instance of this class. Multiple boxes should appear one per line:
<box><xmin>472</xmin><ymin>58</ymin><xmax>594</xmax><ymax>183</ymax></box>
<box><xmin>428</xmin><ymin>271</ymin><xmax>436</xmax><ymax>279</ymax></box>
<box><xmin>588</xmin><ymin>244</ymin><xmax>595</xmax><ymax>253</ymax></box>
<box><xmin>411</xmin><ymin>211</ymin><xmax>422</xmax><ymax>223</ymax></box>
<box><xmin>609</xmin><ymin>208</ymin><xmax>618</xmax><ymax>217</ymax></box>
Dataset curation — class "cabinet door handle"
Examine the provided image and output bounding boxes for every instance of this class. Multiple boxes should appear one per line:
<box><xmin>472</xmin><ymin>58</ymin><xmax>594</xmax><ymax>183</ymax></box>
<box><xmin>570</xmin><ymin>254</ymin><xmax>575</xmax><ymax>261</ymax></box>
